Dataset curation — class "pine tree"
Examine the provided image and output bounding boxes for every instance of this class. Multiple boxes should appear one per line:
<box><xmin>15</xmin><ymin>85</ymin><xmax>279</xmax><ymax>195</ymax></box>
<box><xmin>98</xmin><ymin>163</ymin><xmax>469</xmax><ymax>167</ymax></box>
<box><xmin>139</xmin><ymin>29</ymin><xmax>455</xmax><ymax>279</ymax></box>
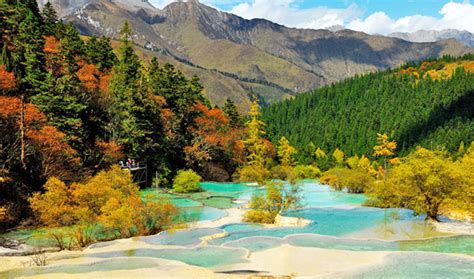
<box><xmin>42</xmin><ymin>1</ymin><xmax>58</xmax><ymax>36</ymax></box>
<box><xmin>223</xmin><ymin>98</ymin><xmax>242</xmax><ymax>127</ymax></box>
<box><xmin>85</xmin><ymin>36</ymin><xmax>117</xmax><ymax>71</ymax></box>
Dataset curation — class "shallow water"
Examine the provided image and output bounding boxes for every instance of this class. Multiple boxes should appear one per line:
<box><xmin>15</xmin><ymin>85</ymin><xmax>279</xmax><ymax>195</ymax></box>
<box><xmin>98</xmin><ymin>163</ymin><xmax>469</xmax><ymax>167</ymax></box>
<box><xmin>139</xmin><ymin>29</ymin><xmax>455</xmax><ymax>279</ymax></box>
<box><xmin>0</xmin><ymin>258</ymin><xmax>160</xmax><ymax>278</ymax></box>
<box><xmin>140</xmin><ymin>228</ymin><xmax>224</xmax><ymax>246</ymax></box>
<box><xmin>286</xmin><ymin>234</ymin><xmax>474</xmax><ymax>255</ymax></box>
<box><xmin>176</xmin><ymin>206</ymin><xmax>226</xmax><ymax>223</ymax></box>
<box><xmin>84</xmin><ymin>246</ymin><xmax>248</xmax><ymax>268</ymax></box>
<box><xmin>324</xmin><ymin>252</ymin><xmax>474</xmax><ymax>278</ymax></box>
<box><xmin>200</xmin><ymin>182</ymin><xmax>252</xmax><ymax>195</ymax></box>
<box><xmin>211</xmin><ymin>206</ymin><xmax>447</xmax><ymax>245</ymax></box>
<box><xmin>223</xmin><ymin>236</ymin><xmax>285</xmax><ymax>252</ymax></box>
<box><xmin>4</xmin><ymin>180</ymin><xmax>473</xmax><ymax>276</ymax></box>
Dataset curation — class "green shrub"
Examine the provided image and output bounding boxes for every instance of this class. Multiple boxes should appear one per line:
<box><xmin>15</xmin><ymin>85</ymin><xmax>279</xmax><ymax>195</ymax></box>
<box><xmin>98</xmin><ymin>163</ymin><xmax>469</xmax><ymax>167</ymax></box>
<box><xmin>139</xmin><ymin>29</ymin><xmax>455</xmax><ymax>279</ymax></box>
<box><xmin>293</xmin><ymin>165</ymin><xmax>321</xmax><ymax>179</ymax></box>
<box><xmin>237</xmin><ymin>165</ymin><xmax>270</xmax><ymax>185</ymax></box>
<box><xmin>244</xmin><ymin>182</ymin><xmax>302</xmax><ymax>224</ymax></box>
<box><xmin>270</xmin><ymin>165</ymin><xmax>294</xmax><ymax>181</ymax></box>
<box><xmin>321</xmin><ymin>168</ymin><xmax>374</xmax><ymax>193</ymax></box>
<box><xmin>173</xmin><ymin>170</ymin><xmax>202</xmax><ymax>193</ymax></box>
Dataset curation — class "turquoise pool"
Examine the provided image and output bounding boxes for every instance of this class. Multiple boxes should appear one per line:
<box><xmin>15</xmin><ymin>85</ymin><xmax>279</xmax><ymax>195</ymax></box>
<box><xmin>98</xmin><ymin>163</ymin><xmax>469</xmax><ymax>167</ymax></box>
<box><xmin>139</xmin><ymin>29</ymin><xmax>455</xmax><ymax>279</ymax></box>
<box><xmin>4</xmin><ymin>180</ymin><xmax>472</xmax><ymax>277</ymax></box>
<box><xmin>324</xmin><ymin>252</ymin><xmax>474</xmax><ymax>278</ymax></box>
<box><xmin>176</xmin><ymin>206</ymin><xmax>226</xmax><ymax>223</ymax></box>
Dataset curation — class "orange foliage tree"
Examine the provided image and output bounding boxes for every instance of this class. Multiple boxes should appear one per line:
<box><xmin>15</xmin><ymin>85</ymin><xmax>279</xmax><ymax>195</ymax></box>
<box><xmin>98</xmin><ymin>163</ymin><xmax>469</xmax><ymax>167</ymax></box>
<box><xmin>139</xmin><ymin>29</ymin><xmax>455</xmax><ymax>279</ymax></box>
<box><xmin>0</xmin><ymin>65</ymin><xmax>16</xmax><ymax>91</ymax></box>
<box><xmin>0</xmin><ymin>96</ymin><xmax>79</xmax><ymax>180</ymax></box>
<box><xmin>185</xmin><ymin>102</ymin><xmax>246</xmax><ymax>180</ymax></box>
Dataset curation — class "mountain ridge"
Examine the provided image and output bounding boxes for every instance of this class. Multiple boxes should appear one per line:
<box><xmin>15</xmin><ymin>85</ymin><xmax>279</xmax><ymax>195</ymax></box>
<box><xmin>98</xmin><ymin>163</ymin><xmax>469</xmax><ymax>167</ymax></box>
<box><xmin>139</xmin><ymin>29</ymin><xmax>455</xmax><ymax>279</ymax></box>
<box><xmin>389</xmin><ymin>29</ymin><xmax>474</xmax><ymax>48</ymax></box>
<box><xmin>41</xmin><ymin>0</ymin><xmax>473</xmax><ymax>110</ymax></box>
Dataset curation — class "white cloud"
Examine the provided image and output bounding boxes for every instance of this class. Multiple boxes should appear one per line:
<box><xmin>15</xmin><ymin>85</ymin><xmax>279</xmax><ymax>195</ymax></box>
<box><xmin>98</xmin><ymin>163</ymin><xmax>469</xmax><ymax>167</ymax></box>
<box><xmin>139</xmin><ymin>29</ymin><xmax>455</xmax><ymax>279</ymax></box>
<box><xmin>149</xmin><ymin>0</ymin><xmax>474</xmax><ymax>34</ymax></box>
<box><xmin>230</xmin><ymin>0</ymin><xmax>362</xmax><ymax>30</ymax></box>
<box><xmin>347</xmin><ymin>2</ymin><xmax>474</xmax><ymax>34</ymax></box>
<box><xmin>149</xmin><ymin>0</ymin><xmax>176</xmax><ymax>9</ymax></box>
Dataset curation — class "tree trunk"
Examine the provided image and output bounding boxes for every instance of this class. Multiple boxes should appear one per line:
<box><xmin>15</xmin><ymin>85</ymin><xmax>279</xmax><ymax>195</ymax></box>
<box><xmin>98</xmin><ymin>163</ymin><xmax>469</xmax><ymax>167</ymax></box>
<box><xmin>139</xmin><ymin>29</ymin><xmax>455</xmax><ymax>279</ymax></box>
<box><xmin>20</xmin><ymin>94</ymin><xmax>26</xmax><ymax>170</ymax></box>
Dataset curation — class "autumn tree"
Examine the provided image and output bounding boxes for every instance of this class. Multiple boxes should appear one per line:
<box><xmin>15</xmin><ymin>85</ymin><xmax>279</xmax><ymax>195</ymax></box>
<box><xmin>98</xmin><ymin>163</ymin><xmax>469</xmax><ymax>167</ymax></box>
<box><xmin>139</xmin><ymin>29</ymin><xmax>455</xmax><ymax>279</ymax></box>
<box><xmin>277</xmin><ymin>136</ymin><xmax>296</xmax><ymax>167</ymax></box>
<box><xmin>244</xmin><ymin>182</ymin><xmax>302</xmax><ymax>224</ymax></box>
<box><xmin>185</xmin><ymin>102</ymin><xmax>245</xmax><ymax>180</ymax></box>
<box><xmin>368</xmin><ymin>148</ymin><xmax>461</xmax><ymax>220</ymax></box>
<box><xmin>29</xmin><ymin>177</ymin><xmax>76</xmax><ymax>226</ymax></box>
<box><xmin>243</xmin><ymin>99</ymin><xmax>268</xmax><ymax>167</ymax></box>
<box><xmin>332</xmin><ymin>148</ymin><xmax>345</xmax><ymax>166</ymax></box>
<box><xmin>30</xmin><ymin>166</ymin><xmax>177</xmax><ymax>238</ymax></box>
<box><xmin>373</xmin><ymin>133</ymin><xmax>398</xmax><ymax>179</ymax></box>
<box><xmin>147</xmin><ymin>57</ymin><xmax>208</xmax><ymax>177</ymax></box>
<box><xmin>0</xmin><ymin>65</ymin><xmax>16</xmax><ymax>92</ymax></box>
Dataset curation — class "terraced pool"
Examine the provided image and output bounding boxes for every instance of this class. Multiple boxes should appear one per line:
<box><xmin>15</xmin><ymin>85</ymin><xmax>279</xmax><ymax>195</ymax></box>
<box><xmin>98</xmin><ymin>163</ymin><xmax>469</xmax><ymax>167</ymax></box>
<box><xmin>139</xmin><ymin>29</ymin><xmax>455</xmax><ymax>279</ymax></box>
<box><xmin>2</xmin><ymin>180</ymin><xmax>473</xmax><ymax>278</ymax></box>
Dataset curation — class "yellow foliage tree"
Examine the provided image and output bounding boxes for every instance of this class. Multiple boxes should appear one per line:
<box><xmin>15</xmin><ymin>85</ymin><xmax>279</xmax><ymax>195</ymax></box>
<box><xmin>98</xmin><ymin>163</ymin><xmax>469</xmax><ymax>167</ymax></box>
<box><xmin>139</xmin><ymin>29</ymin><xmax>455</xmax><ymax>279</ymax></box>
<box><xmin>0</xmin><ymin>206</ymin><xmax>7</xmax><ymax>222</ymax></box>
<box><xmin>358</xmin><ymin>155</ymin><xmax>371</xmax><ymax>170</ymax></box>
<box><xmin>368</xmin><ymin>148</ymin><xmax>462</xmax><ymax>220</ymax></box>
<box><xmin>244</xmin><ymin>182</ymin><xmax>301</xmax><ymax>224</ymax></box>
<box><xmin>29</xmin><ymin>166</ymin><xmax>177</xmax><ymax>239</ymax></box>
<box><xmin>315</xmin><ymin>147</ymin><xmax>327</xmax><ymax>160</ymax></box>
<box><xmin>277</xmin><ymin>136</ymin><xmax>297</xmax><ymax>167</ymax></box>
<box><xmin>373</xmin><ymin>133</ymin><xmax>398</xmax><ymax>179</ymax></box>
<box><xmin>450</xmin><ymin>142</ymin><xmax>474</xmax><ymax>216</ymax></box>
<box><xmin>29</xmin><ymin>177</ymin><xmax>77</xmax><ymax>227</ymax></box>
<box><xmin>243</xmin><ymin>99</ymin><xmax>268</xmax><ymax>167</ymax></box>
<box><xmin>346</xmin><ymin>155</ymin><xmax>360</xmax><ymax>169</ymax></box>
<box><xmin>332</xmin><ymin>148</ymin><xmax>345</xmax><ymax>166</ymax></box>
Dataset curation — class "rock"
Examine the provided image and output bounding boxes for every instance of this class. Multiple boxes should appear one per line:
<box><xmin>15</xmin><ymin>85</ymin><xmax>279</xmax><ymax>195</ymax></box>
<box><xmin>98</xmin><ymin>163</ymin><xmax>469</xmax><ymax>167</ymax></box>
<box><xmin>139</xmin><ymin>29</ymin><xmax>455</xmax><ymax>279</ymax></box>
<box><xmin>272</xmin><ymin>214</ymin><xmax>311</xmax><ymax>228</ymax></box>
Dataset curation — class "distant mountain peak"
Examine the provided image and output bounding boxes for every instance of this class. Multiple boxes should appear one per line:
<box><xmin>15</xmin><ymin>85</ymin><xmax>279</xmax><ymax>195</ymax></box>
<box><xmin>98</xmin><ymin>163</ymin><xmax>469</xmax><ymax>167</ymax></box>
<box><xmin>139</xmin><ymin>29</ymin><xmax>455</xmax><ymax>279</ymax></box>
<box><xmin>38</xmin><ymin>0</ymin><xmax>159</xmax><ymax>17</ymax></box>
<box><xmin>49</xmin><ymin>0</ymin><xmax>473</xmax><ymax>111</ymax></box>
<box><xmin>326</xmin><ymin>25</ymin><xmax>345</xmax><ymax>32</ymax></box>
<box><xmin>389</xmin><ymin>29</ymin><xmax>474</xmax><ymax>48</ymax></box>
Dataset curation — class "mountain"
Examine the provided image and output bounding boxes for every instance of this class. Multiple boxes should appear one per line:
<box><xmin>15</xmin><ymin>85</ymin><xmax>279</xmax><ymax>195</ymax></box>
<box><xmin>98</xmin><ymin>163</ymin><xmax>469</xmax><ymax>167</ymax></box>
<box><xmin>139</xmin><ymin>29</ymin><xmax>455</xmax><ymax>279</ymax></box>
<box><xmin>390</xmin><ymin>29</ymin><xmax>474</xmax><ymax>48</ymax></box>
<box><xmin>41</xmin><ymin>0</ymin><xmax>473</xmax><ymax>111</ymax></box>
<box><xmin>261</xmin><ymin>56</ymin><xmax>474</xmax><ymax>162</ymax></box>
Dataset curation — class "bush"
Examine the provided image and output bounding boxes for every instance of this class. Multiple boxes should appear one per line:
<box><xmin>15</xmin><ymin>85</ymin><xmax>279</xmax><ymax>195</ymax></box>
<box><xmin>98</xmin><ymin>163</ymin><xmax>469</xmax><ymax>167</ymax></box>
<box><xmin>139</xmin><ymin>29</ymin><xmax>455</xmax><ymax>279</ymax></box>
<box><xmin>237</xmin><ymin>165</ymin><xmax>270</xmax><ymax>184</ymax></box>
<box><xmin>173</xmin><ymin>170</ymin><xmax>202</xmax><ymax>193</ymax></box>
<box><xmin>270</xmin><ymin>165</ymin><xmax>294</xmax><ymax>181</ymax></box>
<box><xmin>321</xmin><ymin>168</ymin><xmax>374</xmax><ymax>193</ymax></box>
<box><xmin>29</xmin><ymin>177</ymin><xmax>76</xmax><ymax>227</ymax></box>
<box><xmin>293</xmin><ymin>165</ymin><xmax>321</xmax><ymax>179</ymax></box>
<box><xmin>29</xmin><ymin>166</ymin><xmax>178</xmax><ymax>242</ymax></box>
<box><xmin>319</xmin><ymin>174</ymin><xmax>338</xmax><ymax>186</ymax></box>
<box><xmin>244</xmin><ymin>182</ymin><xmax>302</xmax><ymax>224</ymax></box>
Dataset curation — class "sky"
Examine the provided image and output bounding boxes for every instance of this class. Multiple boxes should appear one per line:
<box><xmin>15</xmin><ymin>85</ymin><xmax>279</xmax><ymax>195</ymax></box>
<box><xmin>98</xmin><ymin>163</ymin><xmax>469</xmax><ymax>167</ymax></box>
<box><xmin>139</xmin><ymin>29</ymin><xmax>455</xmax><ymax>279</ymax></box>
<box><xmin>148</xmin><ymin>0</ymin><xmax>474</xmax><ymax>34</ymax></box>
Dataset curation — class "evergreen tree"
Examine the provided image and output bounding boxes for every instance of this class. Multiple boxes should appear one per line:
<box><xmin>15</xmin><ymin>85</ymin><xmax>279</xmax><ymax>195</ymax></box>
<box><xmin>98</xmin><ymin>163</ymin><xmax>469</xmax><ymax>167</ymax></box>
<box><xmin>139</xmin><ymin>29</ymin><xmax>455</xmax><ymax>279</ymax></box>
<box><xmin>223</xmin><ymin>98</ymin><xmax>242</xmax><ymax>127</ymax></box>
<box><xmin>41</xmin><ymin>1</ymin><xmax>58</xmax><ymax>36</ymax></box>
<box><xmin>85</xmin><ymin>36</ymin><xmax>117</xmax><ymax>71</ymax></box>
<box><xmin>263</xmin><ymin>58</ymin><xmax>474</xmax><ymax>162</ymax></box>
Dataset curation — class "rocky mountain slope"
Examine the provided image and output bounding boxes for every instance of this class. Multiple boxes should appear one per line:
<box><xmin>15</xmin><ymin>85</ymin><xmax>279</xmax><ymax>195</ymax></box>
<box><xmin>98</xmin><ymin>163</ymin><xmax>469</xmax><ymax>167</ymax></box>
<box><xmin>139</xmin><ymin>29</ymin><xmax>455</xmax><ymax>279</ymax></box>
<box><xmin>390</xmin><ymin>29</ymin><xmax>474</xmax><ymax>48</ymax></box>
<box><xmin>41</xmin><ymin>0</ymin><xmax>473</xmax><ymax>111</ymax></box>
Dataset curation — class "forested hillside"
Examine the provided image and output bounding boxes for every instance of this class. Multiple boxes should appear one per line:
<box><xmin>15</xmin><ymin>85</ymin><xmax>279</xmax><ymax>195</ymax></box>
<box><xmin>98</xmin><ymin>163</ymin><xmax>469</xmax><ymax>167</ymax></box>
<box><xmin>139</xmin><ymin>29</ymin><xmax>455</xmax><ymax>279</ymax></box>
<box><xmin>0</xmin><ymin>1</ymin><xmax>245</xmax><ymax>229</ymax></box>
<box><xmin>262</xmin><ymin>56</ymin><xmax>474</xmax><ymax>162</ymax></box>
<box><xmin>41</xmin><ymin>0</ymin><xmax>473</xmax><ymax>111</ymax></box>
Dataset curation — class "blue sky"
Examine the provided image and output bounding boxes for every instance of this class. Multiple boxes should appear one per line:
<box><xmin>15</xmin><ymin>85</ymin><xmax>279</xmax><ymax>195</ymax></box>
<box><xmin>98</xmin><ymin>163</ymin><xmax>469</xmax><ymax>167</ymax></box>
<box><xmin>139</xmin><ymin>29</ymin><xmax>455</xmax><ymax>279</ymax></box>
<box><xmin>207</xmin><ymin>0</ymin><xmax>445</xmax><ymax>18</ymax></box>
<box><xmin>149</xmin><ymin>0</ymin><xmax>474</xmax><ymax>34</ymax></box>
<box><xmin>290</xmin><ymin>0</ymin><xmax>443</xmax><ymax>18</ymax></box>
